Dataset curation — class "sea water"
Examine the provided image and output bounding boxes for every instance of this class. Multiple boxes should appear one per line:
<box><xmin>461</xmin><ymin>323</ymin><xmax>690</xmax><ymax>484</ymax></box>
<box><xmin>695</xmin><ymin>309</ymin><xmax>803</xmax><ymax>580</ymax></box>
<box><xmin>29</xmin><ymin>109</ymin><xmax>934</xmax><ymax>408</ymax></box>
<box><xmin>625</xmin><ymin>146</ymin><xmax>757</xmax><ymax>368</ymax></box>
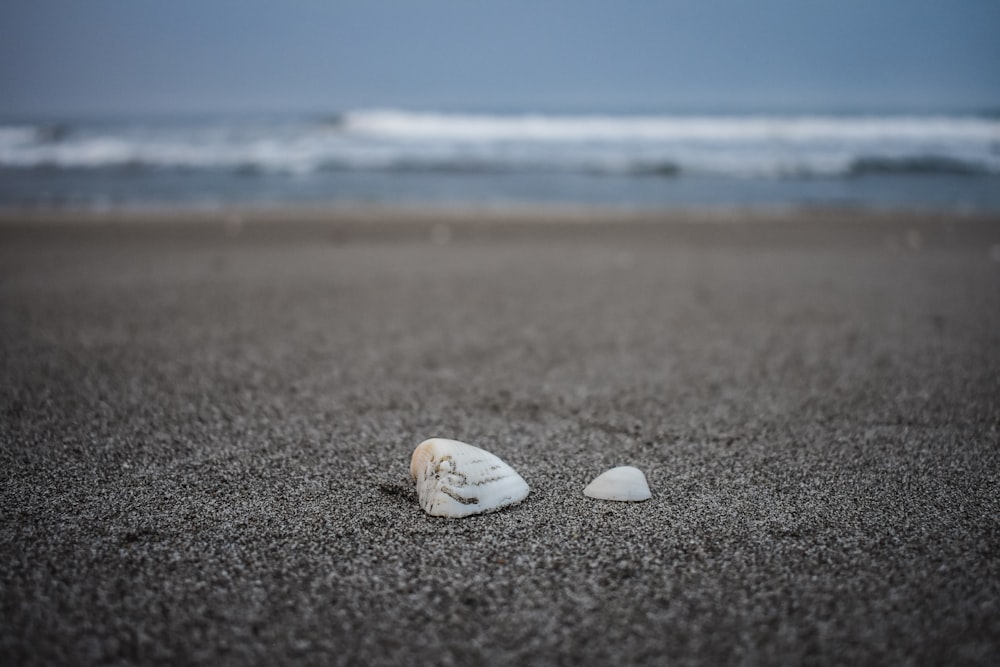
<box><xmin>1</xmin><ymin>109</ymin><xmax>998</xmax><ymax>210</ymax></box>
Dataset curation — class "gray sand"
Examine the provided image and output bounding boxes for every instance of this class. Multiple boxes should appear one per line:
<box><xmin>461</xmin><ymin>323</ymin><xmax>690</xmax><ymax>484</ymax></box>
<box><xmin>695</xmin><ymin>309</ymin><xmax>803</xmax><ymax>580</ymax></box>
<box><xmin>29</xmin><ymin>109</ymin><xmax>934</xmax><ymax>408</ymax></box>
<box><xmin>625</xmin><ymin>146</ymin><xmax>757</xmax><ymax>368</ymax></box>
<box><xmin>2</xmin><ymin>210</ymin><xmax>999</xmax><ymax>665</ymax></box>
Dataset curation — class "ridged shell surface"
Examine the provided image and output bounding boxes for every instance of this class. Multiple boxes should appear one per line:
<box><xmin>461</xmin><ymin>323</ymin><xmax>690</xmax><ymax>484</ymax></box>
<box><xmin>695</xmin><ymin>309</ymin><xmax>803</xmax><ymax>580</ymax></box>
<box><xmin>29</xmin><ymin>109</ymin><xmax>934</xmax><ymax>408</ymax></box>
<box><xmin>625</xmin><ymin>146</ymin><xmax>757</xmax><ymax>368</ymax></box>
<box><xmin>410</xmin><ymin>438</ymin><xmax>530</xmax><ymax>517</ymax></box>
<box><xmin>583</xmin><ymin>466</ymin><xmax>651</xmax><ymax>502</ymax></box>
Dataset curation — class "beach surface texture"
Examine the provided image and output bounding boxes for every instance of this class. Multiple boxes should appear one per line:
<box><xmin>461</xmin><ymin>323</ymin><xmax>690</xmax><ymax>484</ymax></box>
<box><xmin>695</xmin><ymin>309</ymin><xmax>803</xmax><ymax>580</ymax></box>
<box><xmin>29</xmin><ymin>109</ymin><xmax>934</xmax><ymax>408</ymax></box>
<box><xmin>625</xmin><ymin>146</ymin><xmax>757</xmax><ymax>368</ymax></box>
<box><xmin>2</xmin><ymin>209</ymin><xmax>999</xmax><ymax>665</ymax></box>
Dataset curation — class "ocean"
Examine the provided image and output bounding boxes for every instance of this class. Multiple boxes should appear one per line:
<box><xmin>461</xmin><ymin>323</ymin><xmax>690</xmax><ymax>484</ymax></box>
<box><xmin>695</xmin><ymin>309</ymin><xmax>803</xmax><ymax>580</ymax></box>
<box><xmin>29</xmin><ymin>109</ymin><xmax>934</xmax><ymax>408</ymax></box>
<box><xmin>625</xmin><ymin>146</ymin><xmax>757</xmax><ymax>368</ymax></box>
<box><xmin>2</xmin><ymin>109</ymin><xmax>999</xmax><ymax>211</ymax></box>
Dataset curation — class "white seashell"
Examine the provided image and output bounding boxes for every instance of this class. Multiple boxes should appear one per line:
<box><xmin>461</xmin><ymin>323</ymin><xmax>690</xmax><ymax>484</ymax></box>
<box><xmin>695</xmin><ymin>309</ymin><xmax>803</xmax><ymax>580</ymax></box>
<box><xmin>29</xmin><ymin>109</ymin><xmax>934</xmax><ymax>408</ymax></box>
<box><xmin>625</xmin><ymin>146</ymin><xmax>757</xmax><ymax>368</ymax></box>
<box><xmin>583</xmin><ymin>466</ymin><xmax>651</xmax><ymax>502</ymax></box>
<box><xmin>410</xmin><ymin>438</ymin><xmax>530</xmax><ymax>518</ymax></box>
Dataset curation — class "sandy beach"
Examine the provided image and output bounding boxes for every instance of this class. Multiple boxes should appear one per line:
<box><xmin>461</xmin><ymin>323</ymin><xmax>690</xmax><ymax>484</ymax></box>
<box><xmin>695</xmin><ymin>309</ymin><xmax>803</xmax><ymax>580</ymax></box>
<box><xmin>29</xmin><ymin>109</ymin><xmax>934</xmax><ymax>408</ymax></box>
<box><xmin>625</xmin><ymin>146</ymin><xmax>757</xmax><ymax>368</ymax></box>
<box><xmin>2</xmin><ymin>207</ymin><xmax>999</xmax><ymax>665</ymax></box>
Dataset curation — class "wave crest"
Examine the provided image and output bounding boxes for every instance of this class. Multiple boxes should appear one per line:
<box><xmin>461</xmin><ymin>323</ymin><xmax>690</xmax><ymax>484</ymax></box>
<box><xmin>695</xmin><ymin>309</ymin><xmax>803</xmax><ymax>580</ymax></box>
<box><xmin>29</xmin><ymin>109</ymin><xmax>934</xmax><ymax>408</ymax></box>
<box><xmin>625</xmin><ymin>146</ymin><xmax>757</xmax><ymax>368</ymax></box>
<box><xmin>2</xmin><ymin>111</ymin><xmax>999</xmax><ymax>178</ymax></box>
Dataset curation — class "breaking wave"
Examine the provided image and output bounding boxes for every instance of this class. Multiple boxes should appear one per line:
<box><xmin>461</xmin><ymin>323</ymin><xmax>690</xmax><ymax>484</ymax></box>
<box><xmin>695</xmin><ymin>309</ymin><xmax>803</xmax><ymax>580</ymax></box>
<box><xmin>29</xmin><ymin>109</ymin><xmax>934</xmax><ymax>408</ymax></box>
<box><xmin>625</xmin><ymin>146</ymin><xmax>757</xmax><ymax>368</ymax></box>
<box><xmin>1</xmin><ymin>110</ymin><xmax>998</xmax><ymax>178</ymax></box>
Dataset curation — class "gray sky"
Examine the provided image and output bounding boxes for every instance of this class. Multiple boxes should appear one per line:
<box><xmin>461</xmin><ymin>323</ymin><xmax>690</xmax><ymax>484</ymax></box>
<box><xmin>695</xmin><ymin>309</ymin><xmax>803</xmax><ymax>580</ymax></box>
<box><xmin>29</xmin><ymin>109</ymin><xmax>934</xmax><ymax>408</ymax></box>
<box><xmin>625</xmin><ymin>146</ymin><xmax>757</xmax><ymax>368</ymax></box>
<box><xmin>1</xmin><ymin>0</ymin><xmax>998</xmax><ymax>116</ymax></box>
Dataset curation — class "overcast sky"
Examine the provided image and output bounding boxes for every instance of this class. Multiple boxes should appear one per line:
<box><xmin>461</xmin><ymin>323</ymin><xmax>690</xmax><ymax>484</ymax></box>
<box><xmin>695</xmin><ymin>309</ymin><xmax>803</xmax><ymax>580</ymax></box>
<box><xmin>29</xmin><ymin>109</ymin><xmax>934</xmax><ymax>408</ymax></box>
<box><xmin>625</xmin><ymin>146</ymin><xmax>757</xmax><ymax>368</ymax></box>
<box><xmin>1</xmin><ymin>0</ymin><xmax>998</xmax><ymax>116</ymax></box>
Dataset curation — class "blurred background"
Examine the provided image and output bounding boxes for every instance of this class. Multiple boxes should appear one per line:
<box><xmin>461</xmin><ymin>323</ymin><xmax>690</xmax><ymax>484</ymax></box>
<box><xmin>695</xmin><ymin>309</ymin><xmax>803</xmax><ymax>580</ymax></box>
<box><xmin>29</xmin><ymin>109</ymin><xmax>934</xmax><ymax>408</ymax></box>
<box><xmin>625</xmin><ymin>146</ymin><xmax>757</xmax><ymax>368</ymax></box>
<box><xmin>1</xmin><ymin>0</ymin><xmax>998</xmax><ymax>211</ymax></box>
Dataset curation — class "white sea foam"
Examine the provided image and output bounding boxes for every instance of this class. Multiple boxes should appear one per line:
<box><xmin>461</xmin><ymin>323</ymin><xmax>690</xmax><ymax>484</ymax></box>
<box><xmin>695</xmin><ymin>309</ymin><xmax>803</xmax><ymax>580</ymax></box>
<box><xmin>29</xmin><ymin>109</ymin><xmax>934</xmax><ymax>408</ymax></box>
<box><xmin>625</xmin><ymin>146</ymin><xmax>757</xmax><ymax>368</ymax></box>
<box><xmin>2</xmin><ymin>111</ymin><xmax>998</xmax><ymax>177</ymax></box>
<box><xmin>341</xmin><ymin>109</ymin><xmax>1000</xmax><ymax>143</ymax></box>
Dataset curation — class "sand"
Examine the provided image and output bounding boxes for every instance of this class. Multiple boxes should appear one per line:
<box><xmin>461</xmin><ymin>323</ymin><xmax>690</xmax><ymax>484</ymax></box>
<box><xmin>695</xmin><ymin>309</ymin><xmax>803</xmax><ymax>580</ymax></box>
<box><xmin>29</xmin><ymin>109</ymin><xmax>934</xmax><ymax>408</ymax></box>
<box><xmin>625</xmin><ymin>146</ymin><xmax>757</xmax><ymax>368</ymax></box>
<box><xmin>2</xmin><ymin>208</ymin><xmax>999</xmax><ymax>665</ymax></box>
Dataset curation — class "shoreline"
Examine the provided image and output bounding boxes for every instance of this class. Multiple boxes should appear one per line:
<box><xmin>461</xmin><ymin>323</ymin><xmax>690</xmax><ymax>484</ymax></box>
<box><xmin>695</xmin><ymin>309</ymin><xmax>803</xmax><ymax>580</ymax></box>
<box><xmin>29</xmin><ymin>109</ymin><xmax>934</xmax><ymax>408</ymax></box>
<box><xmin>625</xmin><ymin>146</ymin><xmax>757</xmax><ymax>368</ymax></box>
<box><xmin>1</xmin><ymin>202</ymin><xmax>997</xmax><ymax>227</ymax></box>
